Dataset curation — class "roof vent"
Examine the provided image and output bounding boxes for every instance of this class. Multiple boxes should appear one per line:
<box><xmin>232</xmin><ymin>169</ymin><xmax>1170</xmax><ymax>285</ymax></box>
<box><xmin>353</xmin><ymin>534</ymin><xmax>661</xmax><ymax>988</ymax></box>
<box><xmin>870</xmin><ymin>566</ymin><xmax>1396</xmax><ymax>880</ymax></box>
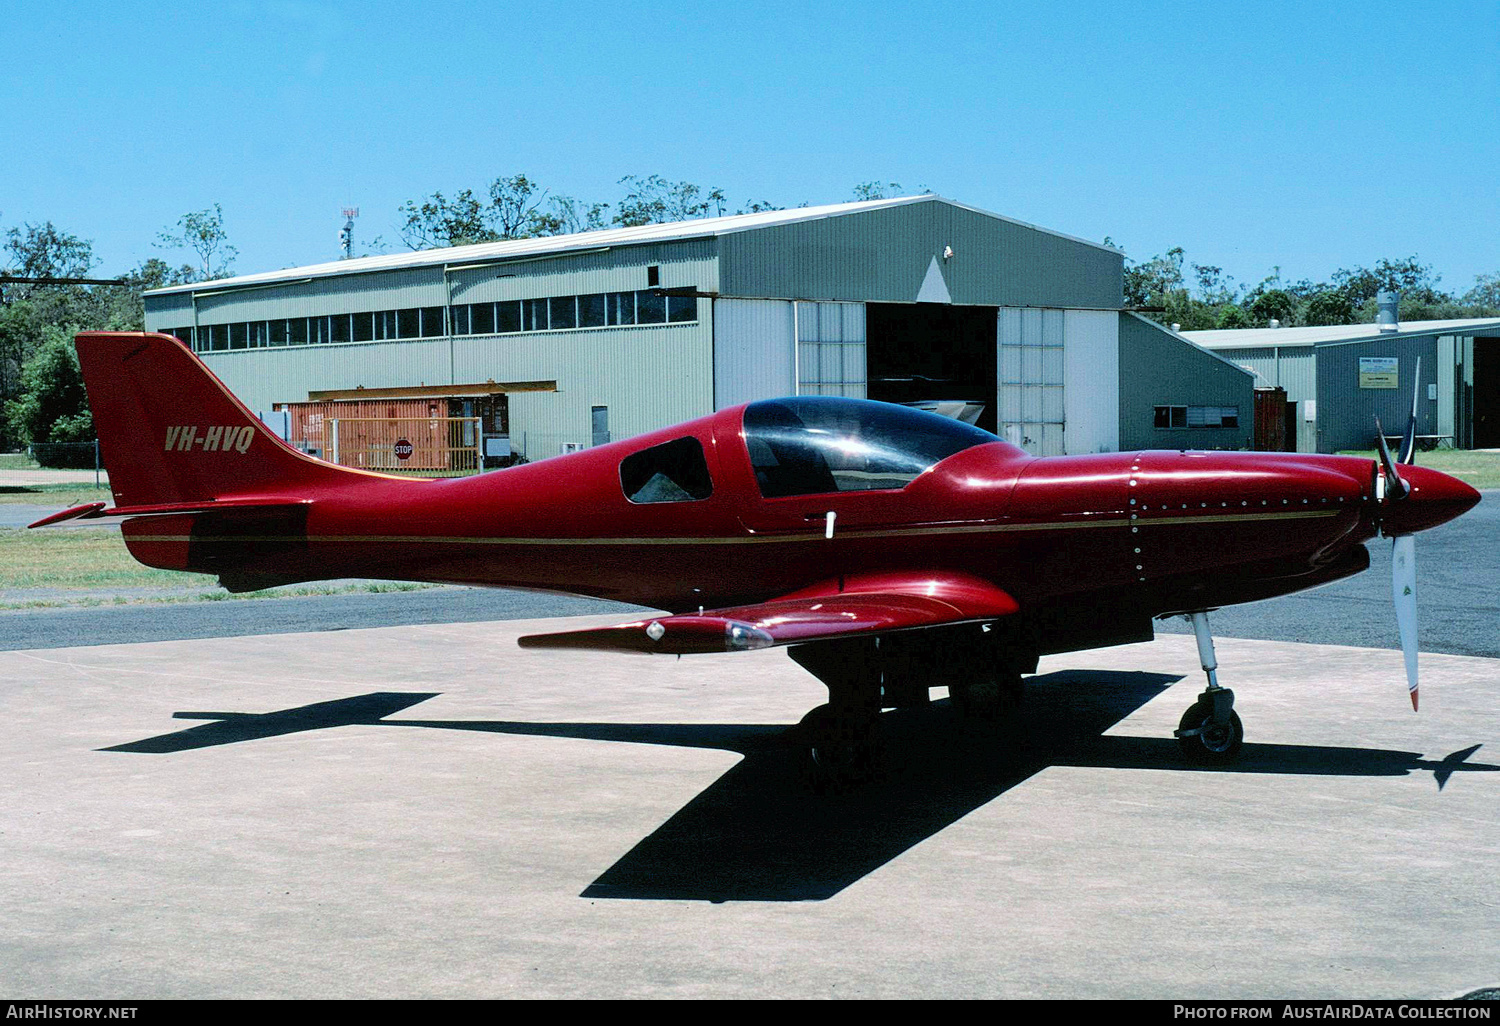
<box><xmin>1269</xmin><ymin>318</ymin><xmax>1280</xmax><ymax>329</ymax></box>
<box><xmin>1377</xmin><ymin>290</ymin><xmax>1399</xmax><ymax>333</ymax></box>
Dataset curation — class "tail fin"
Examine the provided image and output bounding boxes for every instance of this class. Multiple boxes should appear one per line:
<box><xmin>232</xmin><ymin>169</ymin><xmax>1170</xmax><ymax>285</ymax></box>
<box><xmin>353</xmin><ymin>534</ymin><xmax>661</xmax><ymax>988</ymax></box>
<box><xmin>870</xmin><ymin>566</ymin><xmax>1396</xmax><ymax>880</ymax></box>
<box><xmin>78</xmin><ymin>331</ymin><xmax>355</xmax><ymax>506</ymax></box>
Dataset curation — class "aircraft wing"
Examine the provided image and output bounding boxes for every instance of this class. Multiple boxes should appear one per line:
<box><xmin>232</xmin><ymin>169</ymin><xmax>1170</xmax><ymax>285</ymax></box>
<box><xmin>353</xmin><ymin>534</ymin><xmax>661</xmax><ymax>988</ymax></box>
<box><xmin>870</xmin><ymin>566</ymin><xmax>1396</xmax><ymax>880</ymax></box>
<box><xmin>518</xmin><ymin>571</ymin><xmax>1018</xmax><ymax>654</ymax></box>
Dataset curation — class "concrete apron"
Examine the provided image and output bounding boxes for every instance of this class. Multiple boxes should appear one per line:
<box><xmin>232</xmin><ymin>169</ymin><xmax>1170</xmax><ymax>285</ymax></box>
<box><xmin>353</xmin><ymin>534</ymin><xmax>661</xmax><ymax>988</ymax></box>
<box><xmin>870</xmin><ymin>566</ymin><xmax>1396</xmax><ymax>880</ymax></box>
<box><xmin>1</xmin><ymin>617</ymin><xmax>1496</xmax><ymax>999</ymax></box>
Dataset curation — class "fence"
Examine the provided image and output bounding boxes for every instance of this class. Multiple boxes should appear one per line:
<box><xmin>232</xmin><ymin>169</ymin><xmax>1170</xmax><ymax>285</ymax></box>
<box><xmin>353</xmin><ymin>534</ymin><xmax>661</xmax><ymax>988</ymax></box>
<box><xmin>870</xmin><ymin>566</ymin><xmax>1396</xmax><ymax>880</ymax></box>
<box><xmin>28</xmin><ymin>441</ymin><xmax>103</xmax><ymax>484</ymax></box>
<box><xmin>327</xmin><ymin>417</ymin><xmax>481</xmax><ymax>476</ymax></box>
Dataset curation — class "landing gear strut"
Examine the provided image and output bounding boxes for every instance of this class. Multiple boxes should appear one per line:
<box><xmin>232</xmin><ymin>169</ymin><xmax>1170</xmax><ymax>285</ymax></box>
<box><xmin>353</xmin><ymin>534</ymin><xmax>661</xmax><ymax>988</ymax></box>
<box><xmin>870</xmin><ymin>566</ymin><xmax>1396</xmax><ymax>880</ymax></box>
<box><xmin>1173</xmin><ymin>611</ymin><xmax>1243</xmax><ymax>762</ymax></box>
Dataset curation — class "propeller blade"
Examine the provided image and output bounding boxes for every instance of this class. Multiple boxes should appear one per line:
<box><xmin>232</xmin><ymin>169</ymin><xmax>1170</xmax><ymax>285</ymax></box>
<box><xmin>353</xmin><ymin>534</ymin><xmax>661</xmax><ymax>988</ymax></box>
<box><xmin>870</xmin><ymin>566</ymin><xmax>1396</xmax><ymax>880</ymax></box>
<box><xmin>1373</xmin><ymin>416</ymin><xmax>1409</xmax><ymax>501</ymax></box>
<box><xmin>1391</xmin><ymin>533</ymin><xmax>1419</xmax><ymax>711</ymax></box>
<box><xmin>1398</xmin><ymin>356</ymin><xmax>1421</xmax><ymax>465</ymax></box>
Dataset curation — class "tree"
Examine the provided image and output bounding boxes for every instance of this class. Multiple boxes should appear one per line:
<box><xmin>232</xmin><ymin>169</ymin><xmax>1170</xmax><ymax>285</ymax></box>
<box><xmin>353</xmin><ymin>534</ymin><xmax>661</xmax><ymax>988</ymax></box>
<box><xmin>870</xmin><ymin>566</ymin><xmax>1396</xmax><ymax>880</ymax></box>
<box><xmin>397</xmin><ymin>174</ymin><xmax>571</xmax><ymax>249</ymax></box>
<box><xmin>3</xmin><ymin>221</ymin><xmax>96</xmax><ymax>280</ymax></box>
<box><xmin>396</xmin><ymin>189</ymin><xmax>496</xmax><ymax>249</ymax></box>
<box><xmin>544</xmin><ymin>196</ymin><xmax>611</xmax><ymax>235</ymax></box>
<box><xmin>1216</xmin><ymin>304</ymin><xmax>1251</xmax><ymax>329</ymax></box>
<box><xmin>1331</xmin><ymin>256</ymin><xmax>1446</xmax><ymax>306</ymax></box>
<box><xmin>487</xmin><ymin>175</ymin><xmax>554</xmax><ymax>238</ymax></box>
<box><xmin>1463</xmin><ymin>272</ymin><xmax>1500</xmax><ymax>312</ymax></box>
<box><xmin>1249</xmin><ymin>288</ymin><xmax>1296</xmax><ymax>326</ymax></box>
<box><xmin>4</xmin><ymin>327</ymin><xmax>92</xmax><ymax>447</ymax></box>
<box><xmin>851</xmin><ymin>181</ymin><xmax>902</xmax><ymax>201</ymax></box>
<box><xmin>1121</xmin><ymin>246</ymin><xmax>1185</xmax><ymax>307</ymax></box>
<box><xmin>157</xmin><ymin>204</ymin><xmax>237</xmax><ymax>281</ymax></box>
<box><xmin>612</xmin><ymin>175</ymin><xmax>726</xmax><ymax>227</ymax></box>
<box><xmin>1303</xmin><ymin>290</ymin><xmax>1354</xmax><ymax>326</ymax></box>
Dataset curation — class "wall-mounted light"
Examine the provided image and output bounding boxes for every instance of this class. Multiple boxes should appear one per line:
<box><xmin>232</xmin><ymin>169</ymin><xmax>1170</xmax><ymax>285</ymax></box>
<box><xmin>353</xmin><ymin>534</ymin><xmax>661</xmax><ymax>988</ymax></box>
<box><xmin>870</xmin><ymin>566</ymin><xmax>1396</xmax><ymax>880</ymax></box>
<box><xmin>943</xmin><ymin>246</ymin><xmax>954</xmax><ymax>261</ymax></box>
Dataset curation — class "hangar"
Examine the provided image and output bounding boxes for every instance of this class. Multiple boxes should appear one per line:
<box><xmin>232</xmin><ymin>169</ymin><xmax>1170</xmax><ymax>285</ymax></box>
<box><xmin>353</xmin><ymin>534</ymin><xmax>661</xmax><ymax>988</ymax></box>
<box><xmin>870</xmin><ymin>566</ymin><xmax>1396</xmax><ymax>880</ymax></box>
<box><xmin>142</xmin><ymin>195</ymin><xmax>1252</xmax><ymax>465</ymax></box>
<box><xmin>1187</xmin><ymin>304</ymin><xmax>1500</xmax><ymax>453</ymax></box>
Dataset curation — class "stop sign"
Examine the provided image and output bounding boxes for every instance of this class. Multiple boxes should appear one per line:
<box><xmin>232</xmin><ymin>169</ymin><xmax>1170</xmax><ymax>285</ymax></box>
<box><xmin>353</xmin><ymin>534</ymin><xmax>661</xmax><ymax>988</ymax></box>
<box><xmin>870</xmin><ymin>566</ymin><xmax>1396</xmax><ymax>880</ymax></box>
<box><xmin>393</xmin><ymin>438</ymin><xmax>414</xmax><ymax>461</ymax></box>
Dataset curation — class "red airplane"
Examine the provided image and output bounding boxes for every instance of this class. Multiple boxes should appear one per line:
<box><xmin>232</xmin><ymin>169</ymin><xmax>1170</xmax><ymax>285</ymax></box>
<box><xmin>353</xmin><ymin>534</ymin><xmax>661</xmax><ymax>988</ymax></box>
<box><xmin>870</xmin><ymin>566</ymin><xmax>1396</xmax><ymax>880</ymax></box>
<box><xmin>35</xmin><ymin>333</ymin><xmax>1481</xmax><ymax>783</ymax></box>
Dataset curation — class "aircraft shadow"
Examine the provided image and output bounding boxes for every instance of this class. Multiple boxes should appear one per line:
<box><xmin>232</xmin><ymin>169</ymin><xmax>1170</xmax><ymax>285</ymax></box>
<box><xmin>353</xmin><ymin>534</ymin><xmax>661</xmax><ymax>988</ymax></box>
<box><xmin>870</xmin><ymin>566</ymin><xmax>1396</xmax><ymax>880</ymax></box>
<box><xmin>100</xmin><ymin>692</ymin><xmax>442</xmax><ymax>753</ymax></box>
<box><xmin>103</xmin><ymin>673</ymin><xmax>1497</xmax><ymax>902</ymax></box>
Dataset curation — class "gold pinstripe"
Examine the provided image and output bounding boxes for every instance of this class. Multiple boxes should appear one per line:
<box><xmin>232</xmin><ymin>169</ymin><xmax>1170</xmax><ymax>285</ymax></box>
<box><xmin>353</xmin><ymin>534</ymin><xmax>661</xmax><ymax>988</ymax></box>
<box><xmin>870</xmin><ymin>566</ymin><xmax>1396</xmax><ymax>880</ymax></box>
<box><xmin>123</xmin><ymin>508</ymin><xmax>1343</xmax><ymax>545</ymax></box>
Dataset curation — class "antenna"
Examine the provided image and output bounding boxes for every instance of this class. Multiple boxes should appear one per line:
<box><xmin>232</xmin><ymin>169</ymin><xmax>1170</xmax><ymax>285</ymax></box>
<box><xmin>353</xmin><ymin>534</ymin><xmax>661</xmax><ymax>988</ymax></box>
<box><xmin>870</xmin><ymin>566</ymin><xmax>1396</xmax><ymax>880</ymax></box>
<box><xmin>339</xmin><ymin>207</ymin><xmax>359</xmax><ymax>259</ymax></box>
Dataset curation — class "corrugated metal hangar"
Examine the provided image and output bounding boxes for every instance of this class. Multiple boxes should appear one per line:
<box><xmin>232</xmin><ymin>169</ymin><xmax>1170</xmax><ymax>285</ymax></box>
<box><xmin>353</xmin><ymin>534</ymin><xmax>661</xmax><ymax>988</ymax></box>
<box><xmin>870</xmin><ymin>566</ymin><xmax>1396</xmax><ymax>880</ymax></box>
<box><xmin>143</xmin><ymin>195</ymin><xmax>1253</xmax><ymax>464</ymax></box>
<box><xmin>1188</xmin><ymin>310</ymin><xmax>1500</xmax><ymax>453</ymax></box>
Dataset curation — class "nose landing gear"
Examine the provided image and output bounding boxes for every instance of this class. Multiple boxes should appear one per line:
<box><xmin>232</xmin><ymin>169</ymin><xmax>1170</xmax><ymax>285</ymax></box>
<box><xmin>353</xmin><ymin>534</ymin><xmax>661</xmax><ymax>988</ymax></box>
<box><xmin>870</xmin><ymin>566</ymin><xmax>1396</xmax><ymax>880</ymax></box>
<box><xmin>1173</xmin><ymin>611</ymin><xmax>1243</xmax><ymax>763</ymax></box>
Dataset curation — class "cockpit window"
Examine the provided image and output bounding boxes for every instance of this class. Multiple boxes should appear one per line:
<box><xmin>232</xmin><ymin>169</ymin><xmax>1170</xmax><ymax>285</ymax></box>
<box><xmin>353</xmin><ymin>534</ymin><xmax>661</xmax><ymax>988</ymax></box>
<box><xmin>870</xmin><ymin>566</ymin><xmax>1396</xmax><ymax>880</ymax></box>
<box><xmin>620</xmin><ymin>436</ymin><xmax>714</xmax><ymax>503</ymax></box>
<box><xmin>743</xmin><ymin>397</ymin><xmax>995</xmax><ymax>498</ymax></box>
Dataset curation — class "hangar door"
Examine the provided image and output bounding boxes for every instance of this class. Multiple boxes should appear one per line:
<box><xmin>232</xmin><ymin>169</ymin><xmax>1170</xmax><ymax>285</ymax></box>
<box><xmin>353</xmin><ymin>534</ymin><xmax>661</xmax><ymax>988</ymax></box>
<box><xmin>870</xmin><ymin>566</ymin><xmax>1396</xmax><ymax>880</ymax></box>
<box><xmin>997</xmin><ymin>308</ymin><xmax>1119</xmax><ymax>456</ymax></box>
<box><xmin>865</xmin><ymin>303</ymin><xmax>999</xmax><ymax>434</ymax></box>
<box><xmin>1473</xmin><ymin>337</ymin><xmax>1500</xmax><ymax>448</ymax></box>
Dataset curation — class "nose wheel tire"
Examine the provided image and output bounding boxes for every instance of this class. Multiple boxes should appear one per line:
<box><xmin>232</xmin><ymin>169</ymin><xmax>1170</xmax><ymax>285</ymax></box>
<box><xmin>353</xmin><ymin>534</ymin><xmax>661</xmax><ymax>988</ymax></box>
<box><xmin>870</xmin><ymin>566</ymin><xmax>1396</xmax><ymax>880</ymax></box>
<box><xmin>1175</xmin><ymin>700</ymin><xmax>1243</xmax><ymax>762</ymax></box>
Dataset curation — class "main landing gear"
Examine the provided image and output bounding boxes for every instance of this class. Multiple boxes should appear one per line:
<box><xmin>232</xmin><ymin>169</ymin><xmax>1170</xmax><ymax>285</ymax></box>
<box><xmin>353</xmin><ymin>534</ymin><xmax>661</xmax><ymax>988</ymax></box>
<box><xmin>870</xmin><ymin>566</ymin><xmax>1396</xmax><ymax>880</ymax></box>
<box><xmin>789</xmin><ymin>640</ymin><xmax>883</xmax><ymax>790</ymax></box>
<box><xmin>787</xmin><ymin>628</ymin><xmax>1033</xmax><ymax>789</ymax></box>
<box><xmin>1173</xmin><ymin>611</ymin><xmax>1243</xmax><ymax>763</ymax></box>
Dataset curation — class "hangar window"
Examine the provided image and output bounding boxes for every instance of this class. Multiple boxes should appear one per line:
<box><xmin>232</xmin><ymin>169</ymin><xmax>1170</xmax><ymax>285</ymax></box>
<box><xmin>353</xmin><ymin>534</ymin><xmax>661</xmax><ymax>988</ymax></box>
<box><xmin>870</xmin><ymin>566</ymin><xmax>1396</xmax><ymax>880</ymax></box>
<box><xmin>496</xmin><ymin>301</ymin><xmax>521</xmax><ymax>333</ymax></box>
<box><xmin>620</xmin><ymin>436</ymin><xmax>713</xmax><ymax>504</ymax></box>
<box><xmin>1154</xmin><ymin>405</ymin><xmax>1239</xmax><ymax>429</ymax></box>
<box><xmin>579</xmin><ymin>293</ymin><xmax>606</xmax><ymax>327</ymax></box>
<box><xmin>397</xmin><ymin>309</ymin><xmax>420</xmax><ymax>339</ymax></box>
<box><xmin>523</xmin><ymin>298</ymin><xmax>548</xmax><ymax>332</ymax></box>
<box><xmin>192</xmin><ymin>288</ymin><xmax>698</xmax><ymax>355</ymax></box>
<box><xmin>744</xmin><ymin>397</ymin><xmax>994</xmax><ymax>498</ymax></box>
<box><xmin>606</xmin><ymin>292</ymin><xmax>635</xmax><ymax>326</ymax></box>
<box><xmin>470</xmin><ymin>302</ymin><xmax>494</xmax><ymax>334</ymax></box>
<box><xmin>668</xmin><ymin>296</ymin><xmax>696</xmax><ymax>323</ymax></box>
<box><xmin>637</xmin><ymin>290</ymin><xmax>666</xmax><ymax>324</ymax></box>
<box><xmin>550</xmin><ymin>296</ymin><xmax>577</xmax><ymax>330</ymax></box>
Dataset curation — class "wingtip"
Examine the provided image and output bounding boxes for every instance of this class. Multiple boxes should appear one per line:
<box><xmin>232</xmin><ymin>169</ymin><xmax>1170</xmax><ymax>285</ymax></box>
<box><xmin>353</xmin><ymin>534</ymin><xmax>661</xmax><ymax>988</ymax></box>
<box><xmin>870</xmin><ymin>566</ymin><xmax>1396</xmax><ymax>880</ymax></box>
<box><xmin>1410</xmin><ymin>687</ymin><xmax>1420</xmax><ymax>712</ymax></box>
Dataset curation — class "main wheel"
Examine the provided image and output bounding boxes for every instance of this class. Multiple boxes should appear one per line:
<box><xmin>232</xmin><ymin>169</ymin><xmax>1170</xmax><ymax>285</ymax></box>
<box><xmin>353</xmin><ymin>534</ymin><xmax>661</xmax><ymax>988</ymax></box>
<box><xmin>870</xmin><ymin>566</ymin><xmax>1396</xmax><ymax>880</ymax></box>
<box><xmin>1176</xmin><ymin>701</ymin><xmax>1243</xmax><ymax>762</ymax></box>
<box><xmin>799</xmin><ymin>703</ymin><xmax>879</xmax><ymax>790</ymax></box>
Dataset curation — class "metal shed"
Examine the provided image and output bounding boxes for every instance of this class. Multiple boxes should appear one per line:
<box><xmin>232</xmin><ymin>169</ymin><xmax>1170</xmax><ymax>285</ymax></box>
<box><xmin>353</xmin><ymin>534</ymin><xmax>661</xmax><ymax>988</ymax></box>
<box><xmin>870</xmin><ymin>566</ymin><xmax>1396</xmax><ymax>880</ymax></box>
<box><xmin>145</xmin><ymin>195</ymin><xmax>1249</xmax><ymax>462</ymax></box>
<box><xmin>1188</xmin><ymin>317</ymin><xmax>1500</xmax><ymax>453</ymax></box>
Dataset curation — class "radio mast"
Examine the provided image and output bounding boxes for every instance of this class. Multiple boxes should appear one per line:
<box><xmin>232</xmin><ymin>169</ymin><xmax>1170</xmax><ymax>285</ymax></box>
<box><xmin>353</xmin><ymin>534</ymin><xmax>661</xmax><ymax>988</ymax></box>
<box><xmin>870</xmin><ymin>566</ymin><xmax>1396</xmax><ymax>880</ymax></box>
<box><xmin>338</xmin><ymin>207</ymin><xmax>359</xmax><ymax>259</ymax></box>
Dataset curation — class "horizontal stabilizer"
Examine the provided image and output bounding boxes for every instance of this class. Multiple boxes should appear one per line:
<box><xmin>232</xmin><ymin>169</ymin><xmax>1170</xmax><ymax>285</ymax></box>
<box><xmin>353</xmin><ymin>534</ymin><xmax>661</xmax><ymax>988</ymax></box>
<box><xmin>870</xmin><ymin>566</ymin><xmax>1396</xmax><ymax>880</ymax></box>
<box><xmin>519</xmin><ymin>571</ymin><xmax>1019</xmax><ymax>655</ymax></box>
<box><xmin>29</xmin><ymin>498</ymin><xmax>310</xmax><ymax>529</ymax></box>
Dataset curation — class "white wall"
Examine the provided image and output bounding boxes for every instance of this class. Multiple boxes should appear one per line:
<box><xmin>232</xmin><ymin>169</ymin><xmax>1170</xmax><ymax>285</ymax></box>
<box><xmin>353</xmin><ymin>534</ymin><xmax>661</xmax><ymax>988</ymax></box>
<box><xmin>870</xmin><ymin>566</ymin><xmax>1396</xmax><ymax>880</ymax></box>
<box><xmin>1062</xmin><ymin>309</ymin><xmax>1120</xmax><ymax>454</ymax></box>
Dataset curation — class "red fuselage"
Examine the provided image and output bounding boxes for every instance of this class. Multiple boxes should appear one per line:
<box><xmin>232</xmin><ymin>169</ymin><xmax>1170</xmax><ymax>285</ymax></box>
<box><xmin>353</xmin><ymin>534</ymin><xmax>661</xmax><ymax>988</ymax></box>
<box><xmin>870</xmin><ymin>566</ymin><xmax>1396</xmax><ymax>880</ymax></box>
<box><xmin>120</xmin><ymin>404</ymin><xmax>1479</xmax><ymax>644</ymax></box>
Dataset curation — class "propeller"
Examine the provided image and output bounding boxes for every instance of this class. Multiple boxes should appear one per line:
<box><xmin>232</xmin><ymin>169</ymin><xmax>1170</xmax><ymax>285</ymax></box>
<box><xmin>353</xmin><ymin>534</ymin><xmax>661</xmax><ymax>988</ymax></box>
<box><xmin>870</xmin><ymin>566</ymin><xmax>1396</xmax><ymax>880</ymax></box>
<box><xmin>1374</xmin><ymin>357</ymin><xmax>1422</xmax><ymax>711</ymax></box>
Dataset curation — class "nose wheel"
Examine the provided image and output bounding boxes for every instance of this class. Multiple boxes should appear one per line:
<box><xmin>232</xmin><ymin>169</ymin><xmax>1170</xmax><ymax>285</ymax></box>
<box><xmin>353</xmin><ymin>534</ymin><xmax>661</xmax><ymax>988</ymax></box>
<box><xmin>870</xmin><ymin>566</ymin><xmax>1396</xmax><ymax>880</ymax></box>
<box><xmin>1172</xmin><ymin>611</ymin><xmax>1244</xmax><ymax>763</ymax></box>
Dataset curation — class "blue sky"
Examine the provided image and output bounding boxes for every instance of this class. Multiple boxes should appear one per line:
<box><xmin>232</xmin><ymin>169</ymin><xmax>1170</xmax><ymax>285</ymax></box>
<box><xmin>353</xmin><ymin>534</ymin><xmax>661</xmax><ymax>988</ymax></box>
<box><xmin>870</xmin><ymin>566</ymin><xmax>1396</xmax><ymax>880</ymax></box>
<box><xmin>3</xmin><ymin>0</ymin><xmax>1497</xmax><ymax>294</ymax></box>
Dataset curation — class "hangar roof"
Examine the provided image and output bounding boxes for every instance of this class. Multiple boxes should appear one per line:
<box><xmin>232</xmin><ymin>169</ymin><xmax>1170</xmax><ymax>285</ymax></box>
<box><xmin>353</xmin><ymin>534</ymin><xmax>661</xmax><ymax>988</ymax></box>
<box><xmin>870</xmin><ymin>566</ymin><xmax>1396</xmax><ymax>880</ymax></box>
<box><xmin>1186</xmin><ymin>317</ymin><xmax>1500</xmax><ymax>350</ymax></box>
<box><xmin>145</xmin><ymin>194</ymin><xmax>1119</xmax><ymax>298</ymax></box>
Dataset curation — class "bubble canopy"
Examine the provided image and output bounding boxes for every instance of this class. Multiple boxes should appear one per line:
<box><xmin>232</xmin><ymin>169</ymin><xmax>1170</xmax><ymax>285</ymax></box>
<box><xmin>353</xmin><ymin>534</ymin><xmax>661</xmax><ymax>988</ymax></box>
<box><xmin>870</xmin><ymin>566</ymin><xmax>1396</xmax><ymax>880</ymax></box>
<box><xmin>743</xmin><ymin>397</ymin><xmax>998</xmax><ymax>499</ymax></box>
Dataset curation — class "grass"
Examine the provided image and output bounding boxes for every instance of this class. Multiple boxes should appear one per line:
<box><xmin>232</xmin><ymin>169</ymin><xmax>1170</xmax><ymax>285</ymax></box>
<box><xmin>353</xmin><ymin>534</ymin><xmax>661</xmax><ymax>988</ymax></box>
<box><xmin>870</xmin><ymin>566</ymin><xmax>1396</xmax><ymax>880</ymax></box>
<box><xmin>1335</xmin><ymin>448</ymin><xmax>1500</xmax><ymax>489</ymax></box>
<box><xmin>0</xmin><ymin>453</ymin><xmax>41</xmax><ymax>470</ymax></box>
<box><xmin>0</xmin><ymin>526</ymin><xmax>437</xmax><ymax>608</ymax></box>
<box><xmin>0</xmin><ymin>482</ymin><xmax>112</xmax><ymax>505</ymax></box>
